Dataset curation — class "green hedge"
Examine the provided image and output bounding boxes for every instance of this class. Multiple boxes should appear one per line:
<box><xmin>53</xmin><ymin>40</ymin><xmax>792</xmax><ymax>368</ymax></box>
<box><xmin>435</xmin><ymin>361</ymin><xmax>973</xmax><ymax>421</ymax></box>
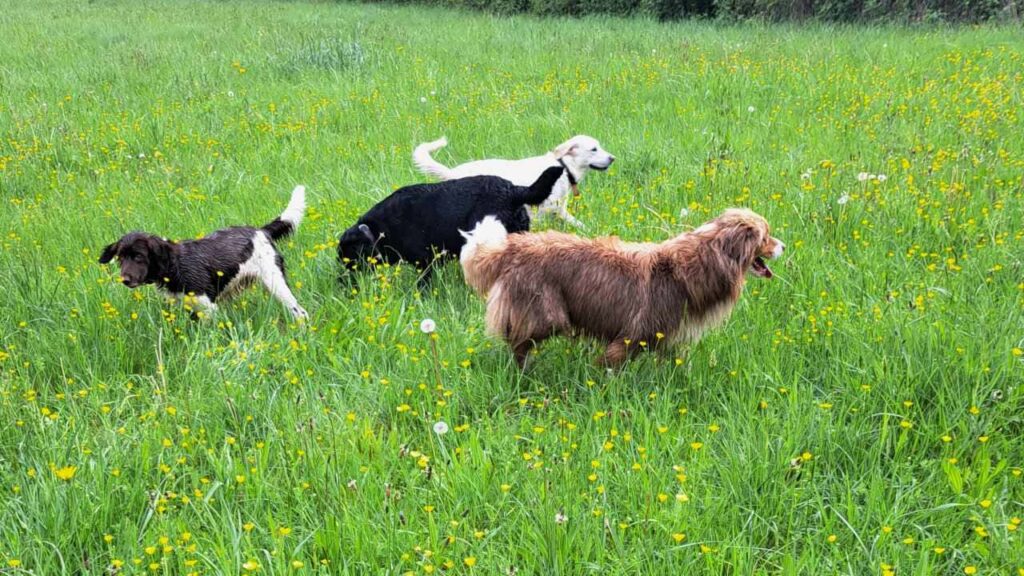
<box><xmin>362</xmin><ymin>0</ymin><xmax>1019</xmax><ymax>22</ymax></box>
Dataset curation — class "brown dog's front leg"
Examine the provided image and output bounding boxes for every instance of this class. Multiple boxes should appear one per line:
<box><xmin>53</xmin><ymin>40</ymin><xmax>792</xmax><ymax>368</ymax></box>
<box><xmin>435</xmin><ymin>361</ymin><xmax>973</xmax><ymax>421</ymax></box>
<box><xmin>512</xmin><ymin>340</ymin><xmax>535</xmax><ymax>370</ymax></box>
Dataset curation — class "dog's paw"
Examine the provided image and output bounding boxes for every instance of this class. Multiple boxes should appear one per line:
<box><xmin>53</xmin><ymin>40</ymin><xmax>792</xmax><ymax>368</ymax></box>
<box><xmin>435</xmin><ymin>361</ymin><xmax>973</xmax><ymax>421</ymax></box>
<box><xmin>291</xmin><ymin>306</ymin><xmax>309</xmax><ymax>322</ymax></box>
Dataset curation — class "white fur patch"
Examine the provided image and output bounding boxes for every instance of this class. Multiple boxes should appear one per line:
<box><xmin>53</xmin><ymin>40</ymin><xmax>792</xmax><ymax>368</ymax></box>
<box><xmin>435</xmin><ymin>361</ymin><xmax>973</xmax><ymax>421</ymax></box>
<box><xmin>671</xmin><ymin>301</ymin><xmax>737</xmax><ymax>345</ymax></box>
<box><xmin>459</xmin><ymin>216</ymin><xmax>508</xmax><ymax>267</ymax></box>
<box><xmin>771</xmin><ymin>239</ymin><xmax>785</xmax><ymax>258</ymax></box>
<box><xmin>221</xmin><ymin>232</ymin><xmax>307</xmax><ymax>319</ymax></box>
<box><xmin>280</xmin><ymin>185</ymin><xmax>306</xmax><ymax>228</ymax></box>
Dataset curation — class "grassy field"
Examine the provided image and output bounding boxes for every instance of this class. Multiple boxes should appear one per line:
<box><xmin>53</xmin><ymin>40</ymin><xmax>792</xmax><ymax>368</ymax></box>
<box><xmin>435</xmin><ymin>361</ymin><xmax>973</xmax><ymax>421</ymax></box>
<box><xmin>1</xmin><ymin>1</ymin><xmax>1023</xmax><ymax>574</ymax></box>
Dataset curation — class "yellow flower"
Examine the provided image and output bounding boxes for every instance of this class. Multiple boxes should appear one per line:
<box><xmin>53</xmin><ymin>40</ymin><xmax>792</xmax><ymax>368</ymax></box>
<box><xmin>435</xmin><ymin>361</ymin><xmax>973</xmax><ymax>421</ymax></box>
<box><xmin>827</xmin><ymin>534</ymin><xmax>837</xmax><ymax>543</ymax></box>
<box><xmin>54</xmin><ymin>466</ymin><xmax>77</xmax><ymax>481</ymax></box>
<box><xmin>979</xmin><ymin>499</ymin><xmax>991</xmax><ymax>508</ymax></box>
<box><xmin>242</xmin><ymin>522</ymin><xmax>255</xmax><ymax>532</ymax></box>
<box><xmin>242</xmin><ymin>559</ymin><xmax>260</xmax><ymax>571</ymax></box>
<box><xmin>672</xmin><ymin>533</ymin><xmax>686</xmax><ymax>543</ymax></box>
<box><xmin>277</xmin><ymin>526</ymin><xmax>292</xmax><ymax>537</ymax></box>
<box><xmin>291</xmin><ymin>560</ymin><xmax>304</xmax><ymax>569</ymax></box>
<box><xmin>463</xmin><ymin>557</ymin><xmax>477</xmax><ymax>567</ymax></box>
<box><xmin>964</xmin><ymin>567</ymin><xmax>977</xmax><ymax>575</ymax></box>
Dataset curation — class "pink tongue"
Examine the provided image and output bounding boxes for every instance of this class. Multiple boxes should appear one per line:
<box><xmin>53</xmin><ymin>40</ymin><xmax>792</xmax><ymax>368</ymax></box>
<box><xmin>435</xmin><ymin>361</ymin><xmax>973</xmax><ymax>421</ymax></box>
<box><xmin>753</xmin><ymin>258</ymin><xmax>773</xmax><ymax>278</ymax></box>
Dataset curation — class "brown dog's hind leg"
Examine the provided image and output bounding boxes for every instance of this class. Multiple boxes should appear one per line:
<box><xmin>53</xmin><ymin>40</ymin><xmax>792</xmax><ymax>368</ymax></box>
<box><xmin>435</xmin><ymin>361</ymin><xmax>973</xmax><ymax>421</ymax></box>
<box><xmin>599</xmin><ymin>340</ymin><xmax>632</xmax><ymax>368</ymax></box>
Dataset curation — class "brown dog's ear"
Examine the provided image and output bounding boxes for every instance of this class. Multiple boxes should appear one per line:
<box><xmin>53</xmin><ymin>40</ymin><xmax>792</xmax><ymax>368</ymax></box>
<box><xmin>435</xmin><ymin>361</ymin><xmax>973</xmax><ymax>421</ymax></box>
<box><xmin>719</xmin><ymin>223</ymin><xmax>761</xmax><ymax>264</ymax></box>
<box><xmin>552</xmin><ymin>140</ymin><xmax>579</xmax><ymax>159</ymax></box>
<box><xmin>99</xmin><ymin>241</ymin><xmax>119</xmax><ymax>264</ymax></box>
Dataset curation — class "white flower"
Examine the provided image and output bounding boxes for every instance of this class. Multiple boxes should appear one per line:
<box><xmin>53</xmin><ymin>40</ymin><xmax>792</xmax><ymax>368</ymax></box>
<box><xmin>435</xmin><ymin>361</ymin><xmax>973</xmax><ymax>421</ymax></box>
<box><xmin>430</xmin><ymin>90</ymin><xmax>436</xmax><ymax>96</ymax></box>
<box><xmin>856</xmin><ymin>172</ymin><xmax>869</xmax><ymax>182</ymax></box>
<box><xmin>419</xmin><ymin>96</ymin><xmax>427</xmax><ymax>103</ymax></box>
<box><xmin>433</xmin><ymin>421</ymin><xmax>449</xmax><ymax>435</ymax></box>
<box><xmin>227</xmin><ymin>91</ymin><xmax>235</xmax><ymax>98</ymax></box>
<box><xmin>837</xmin><ymin>194</ymin><xmax>850</xmax><ymax>205</ymax></box>
<box><xmin>555</xmin><ymin>511</ymin><xmax>568</xmax><ymax>524</ymax></box>
<box><xmin>801</xmin><ymin>170</ymin><xmax>811</xmax><ymax>180</ymax></box>
<box><xmin>877</xmin><ymin>174</ymin><xmax>887</xmax><ymax>182</ymax></box>
<box><xmin>420</xmin><ymin>318</ymin><xmax>436</xmax><ymax>334</ymax></box>
<box><xmin>747</xmin><ymin>105</ymin><xmax>755</xmax><ymax>113</ymax></box>
<box><xmin>679</xmin><ymin>207</ymin><xmax>689</xmax><ymax>218</ymax></box>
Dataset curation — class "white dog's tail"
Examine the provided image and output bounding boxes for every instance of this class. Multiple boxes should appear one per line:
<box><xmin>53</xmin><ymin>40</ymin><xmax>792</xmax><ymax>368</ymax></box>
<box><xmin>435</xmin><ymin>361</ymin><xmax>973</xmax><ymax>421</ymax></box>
<box><xmin>459</xmin><ymin>215</ymin><xmax>508</xmax><ymax>295</ymax></box>
<box><xmin>413</xmin><ymin>137</ymin><xmax>453</xmax><ymax>180</ymax></box>
<box><xmin>263</xmin><ymin>185</ymin><xmax>306</xmax><ymax>241</ymax></box>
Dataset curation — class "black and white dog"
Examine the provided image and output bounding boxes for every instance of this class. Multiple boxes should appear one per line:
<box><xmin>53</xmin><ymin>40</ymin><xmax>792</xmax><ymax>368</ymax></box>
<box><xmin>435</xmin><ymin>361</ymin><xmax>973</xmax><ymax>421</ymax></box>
<box><xmin>337</xmin><ymin>166</ymin><xmax>563</xmax><ymax>282</ymax></box>
<box><xmin>99</xmin><ymin>186</ymin><xmax>308</xmax><ymax>320</ymax></box>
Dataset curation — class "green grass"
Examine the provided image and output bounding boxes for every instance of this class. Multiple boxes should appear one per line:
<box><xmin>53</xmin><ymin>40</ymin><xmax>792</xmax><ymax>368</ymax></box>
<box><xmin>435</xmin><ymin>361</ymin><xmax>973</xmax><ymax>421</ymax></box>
<box><xmin>1</xmin><ymin>1</ymin><xmax>1023</xmax><ymax>574</ymax></box>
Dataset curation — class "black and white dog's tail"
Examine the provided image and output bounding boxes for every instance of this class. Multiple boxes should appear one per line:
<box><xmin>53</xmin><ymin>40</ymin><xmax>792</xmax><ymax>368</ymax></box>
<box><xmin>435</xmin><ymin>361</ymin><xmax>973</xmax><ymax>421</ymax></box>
<box><xmin>510</xmin><ymin>166</ymin><xmax>565</xmax><ymax>207</ymax></box>
<box><xmin>262</xmin><ymin>185</ymin><xmax>306</xmax><ymax>241</ymax></box>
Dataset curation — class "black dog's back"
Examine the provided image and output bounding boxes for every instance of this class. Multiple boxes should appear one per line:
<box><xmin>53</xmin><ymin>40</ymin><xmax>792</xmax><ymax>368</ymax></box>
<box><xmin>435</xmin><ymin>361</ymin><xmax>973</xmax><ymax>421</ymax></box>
<box><xmin>338</xmin><ymin>167</ymin><xmax>563</xmax><ymax>272</ymax></box>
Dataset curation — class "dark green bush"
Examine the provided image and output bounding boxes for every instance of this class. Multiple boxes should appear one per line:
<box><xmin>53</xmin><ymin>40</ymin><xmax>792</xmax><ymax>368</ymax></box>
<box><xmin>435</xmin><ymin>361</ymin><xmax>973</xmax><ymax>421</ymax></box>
<box><xmin>357</xmin><ymin>0</ymin><xmax>1019</xmax><ymax>22</ymax></box>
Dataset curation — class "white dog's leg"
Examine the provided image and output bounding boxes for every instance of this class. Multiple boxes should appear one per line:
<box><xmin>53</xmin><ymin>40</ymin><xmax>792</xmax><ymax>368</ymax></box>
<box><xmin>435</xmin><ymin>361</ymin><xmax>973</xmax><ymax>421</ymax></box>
<box><xmin>194</xmin><ymin>295</ymin><xmax>218</xmax><ymax>317</ymax></box>
<box><xmin>258</xmin><ymin>266</ymin><xmax>308</xmax><ymax>320</ymax></box>
<box><xmin>558</xmin><ymin>202</ymin><xmax>585</xmax><ymax>229</ymax></box>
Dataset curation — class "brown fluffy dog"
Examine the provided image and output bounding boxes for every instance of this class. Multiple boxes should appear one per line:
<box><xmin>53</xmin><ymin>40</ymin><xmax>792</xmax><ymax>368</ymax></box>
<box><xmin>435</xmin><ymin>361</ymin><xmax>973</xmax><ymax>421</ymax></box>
<box><xmin>459</xmin><ymin>209</ymin><xmax>785</xmax><ymax>368</ymax></box>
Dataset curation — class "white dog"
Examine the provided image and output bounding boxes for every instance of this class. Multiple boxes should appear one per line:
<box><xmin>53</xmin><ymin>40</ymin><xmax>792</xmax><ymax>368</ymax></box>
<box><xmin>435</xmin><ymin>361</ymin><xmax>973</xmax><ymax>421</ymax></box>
<box><xmin>412</xmin><ymin>135</ymin><xmax>614</xmax><ymax>228</ymax></box>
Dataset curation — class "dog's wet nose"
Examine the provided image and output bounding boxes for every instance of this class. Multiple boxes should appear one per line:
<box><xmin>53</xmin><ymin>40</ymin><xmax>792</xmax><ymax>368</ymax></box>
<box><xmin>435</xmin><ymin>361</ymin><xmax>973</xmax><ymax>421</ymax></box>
<box><xmin>608</xmin><ymin>155</ymin><xmax>616</xmax><ymax>163</ymax></box>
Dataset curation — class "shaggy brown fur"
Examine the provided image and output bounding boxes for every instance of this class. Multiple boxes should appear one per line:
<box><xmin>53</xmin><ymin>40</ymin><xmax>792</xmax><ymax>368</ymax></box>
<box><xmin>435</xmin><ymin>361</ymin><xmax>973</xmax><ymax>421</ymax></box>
<box><xmin>460</xmin><ymin>209</ymin><xmax>784</xmax><ymax>368</ymax></box>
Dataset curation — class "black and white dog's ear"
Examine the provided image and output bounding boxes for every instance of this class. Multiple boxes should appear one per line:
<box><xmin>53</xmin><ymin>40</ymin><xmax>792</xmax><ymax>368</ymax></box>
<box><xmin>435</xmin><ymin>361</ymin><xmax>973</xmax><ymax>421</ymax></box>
<box><xmin>99</xmin><ymin>241</ymin><xmax>119</xmax><ymax>264</ymax></box>
<box><xmin>358</xmin><ymin>224</ymin><xmax>375</xmax><ymax>242</ymax></box>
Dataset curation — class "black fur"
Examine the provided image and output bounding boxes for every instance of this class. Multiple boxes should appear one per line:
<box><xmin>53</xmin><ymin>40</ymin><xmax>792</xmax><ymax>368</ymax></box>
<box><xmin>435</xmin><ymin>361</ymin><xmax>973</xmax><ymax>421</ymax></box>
<box><xmin>262</xmin><ymin>218</ymin><xmax>294</xmax><ymax>241</ymax></box>
<box><xmin>337</xmin><ymin>166</ymin><xmax>563</xmax><ymax>276</ymax></box>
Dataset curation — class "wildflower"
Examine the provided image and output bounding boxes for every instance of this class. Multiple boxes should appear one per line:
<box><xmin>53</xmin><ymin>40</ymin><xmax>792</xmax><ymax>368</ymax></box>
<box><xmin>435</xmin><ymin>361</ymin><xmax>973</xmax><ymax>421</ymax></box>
<box><xmin>242</xmin><ymin>559</ymin><xmax>260</xmax><ymax>571</ymax></box>
<box><xmin>420</xmin><ymin>319</ymin><xmax>436</xmax><ymax>334</ymax></box>
<box><xmin>54</xmin><ymin>465</ymin><xmax>77</xmax><ymax>481</ymax></box>
<box><xmin>433</xmin><ymin>421</ymin><xmax>449</xmax><ymax>435</ymax></box>
<box><xmin>291</xmin><ymin>560</ymin><xmax>304</xmax><ymax>569</ymax></box>
<box><xmin>672</xmin><ymin>533</ymin><xmax>686</xmax><ymax>543</ymax></box>
<box><xmin>277</xmin><ymin>526</ymin><xmax>292</xmax><ymax>537</ymax></box>
<box><xmin>747</xmin><ymin>105</ymin><xmax>755</xmax><ymax>113</ymax></box>
<box><xmin>419</xmin><ymin>97</ymin><xmax>428</xmax><ymax>104</ymax></box>
<box><xmin>463</xmin><ymin>557</ymin><xmax>477</xmax><ymax>567</ymax></box>
<box><xmin>555</xmin><ymin>511</ymin><xmax>568</xmax><ymax>524</ymax></box>
<box><xmin>837</xmin><ymin>193</ymin><xmax>850</xmax><ymax>205</ymax></box>
<box><xmin>979</xmin><ymin>499</ymin><xmax>991</xmax><ymax>508</ymax></box>
<box><xmin>877</xmin><ymin>174</ymin><xmax>887</xmax><ymax>182</ymax></box>
<box><xmin>964</xmin><ymin>567</ymin><xmax>977</xmax><ymax>575</ymax></box>
<box><xmin>856</xmin><ymin>172</ymin><xmax>870</xmax><ymax>182</ymax></box>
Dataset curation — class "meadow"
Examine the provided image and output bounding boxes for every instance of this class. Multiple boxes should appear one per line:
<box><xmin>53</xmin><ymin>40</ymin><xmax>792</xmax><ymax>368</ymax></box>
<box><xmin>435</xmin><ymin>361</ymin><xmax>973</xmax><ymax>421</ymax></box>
<box><xmin>1</xmin><ymin>0</ymin><xmax>1023</xmax><ymax>574</ymax></box>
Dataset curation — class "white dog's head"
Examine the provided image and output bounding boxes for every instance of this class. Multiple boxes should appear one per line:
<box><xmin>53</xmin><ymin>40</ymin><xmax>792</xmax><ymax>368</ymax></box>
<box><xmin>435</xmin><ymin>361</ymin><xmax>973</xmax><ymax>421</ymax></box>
<box><xmin>552</xmin><ymin>135</ymin><xmax>615</xmax><ymax>175</ymax></box>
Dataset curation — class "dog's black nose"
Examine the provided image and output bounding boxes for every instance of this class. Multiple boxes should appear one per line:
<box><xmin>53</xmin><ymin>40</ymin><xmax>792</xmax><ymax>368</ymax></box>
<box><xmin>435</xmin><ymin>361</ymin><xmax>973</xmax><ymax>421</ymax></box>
<box><xmin>608</xmin><ymin>155</ymin><xmax>616</xmax><ymax>163</ymax></box>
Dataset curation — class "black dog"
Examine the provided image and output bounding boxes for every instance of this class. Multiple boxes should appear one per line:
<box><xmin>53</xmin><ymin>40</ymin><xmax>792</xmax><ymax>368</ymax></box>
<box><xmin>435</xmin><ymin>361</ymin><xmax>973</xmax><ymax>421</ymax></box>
<box><xmin>337</xmin><ymin>166</ymin><xmax>563</xmax><ymax>281</ymax></box>
<box><xmin>99</xmin><ymin>186</ymin><xmax>308</xmax><ymax>320</ymax></box>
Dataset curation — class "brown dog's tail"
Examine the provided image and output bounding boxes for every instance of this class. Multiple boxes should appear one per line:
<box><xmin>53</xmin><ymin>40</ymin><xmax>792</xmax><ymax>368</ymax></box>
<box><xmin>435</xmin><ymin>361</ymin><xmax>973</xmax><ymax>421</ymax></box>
<box><xmin>459</xmin><ymin>216</ymin><xmax>509</xmax><ymax>295</ymax></box>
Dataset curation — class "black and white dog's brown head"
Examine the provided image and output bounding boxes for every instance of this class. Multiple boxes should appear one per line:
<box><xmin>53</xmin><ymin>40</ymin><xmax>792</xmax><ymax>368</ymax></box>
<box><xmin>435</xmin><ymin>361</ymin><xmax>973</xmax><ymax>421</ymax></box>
<box><xmin>98</xmin><ymin>185</ymin><xmax>309</xmax><ymax>320</ymax></box>
<box><xmin>99</xmin><ymin>232</ymin><xmax>174</xmax><ymax>289</ymax></box>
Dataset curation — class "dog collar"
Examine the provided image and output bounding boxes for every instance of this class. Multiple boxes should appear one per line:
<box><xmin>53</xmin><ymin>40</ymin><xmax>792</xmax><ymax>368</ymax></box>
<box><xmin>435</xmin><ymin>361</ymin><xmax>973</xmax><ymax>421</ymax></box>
<box><xmin>557</xmin><ymin>158</ymin><xmax>581</xmax><ymax>197</ymax></box>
